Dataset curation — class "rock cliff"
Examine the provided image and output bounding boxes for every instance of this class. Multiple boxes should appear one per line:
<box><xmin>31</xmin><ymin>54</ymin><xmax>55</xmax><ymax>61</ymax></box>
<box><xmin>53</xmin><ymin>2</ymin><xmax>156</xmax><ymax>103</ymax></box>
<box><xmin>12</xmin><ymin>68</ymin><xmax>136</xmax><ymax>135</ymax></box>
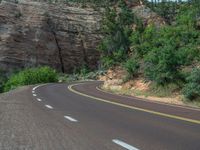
<box><xmin>0</xmin><ymin>0</ymin><xmax>101</xmax><ymax>73</ymax></box>
<box><xmin>0</xmin><ymin>0</ymin><xmax>164</xmax><ymax>73</ymax></box>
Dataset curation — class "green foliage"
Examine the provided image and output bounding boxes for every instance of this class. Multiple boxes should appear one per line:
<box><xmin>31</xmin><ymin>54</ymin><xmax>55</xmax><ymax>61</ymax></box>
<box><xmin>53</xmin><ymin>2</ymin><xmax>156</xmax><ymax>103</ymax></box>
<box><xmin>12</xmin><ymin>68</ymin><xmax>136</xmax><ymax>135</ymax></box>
<box><xmin>183</xmin><ymin>68</ymin><xmax>200</xmax><ymax>101</ymax></box>
<box><xmin>130</xmin><ymin>24</ymin><xmax>157</xmax><ymax>57</ymax></box>
<box><xmin>99</xmin><ymin>0</ymin><xmax>134</xmax><ymax>68</ymax></box>
<box><xmin>100</xmin><ymin>56</ymin><xmax>116</xmax><ymax>68</ymax></box>
<box><xmin>98</xmin><ymin>0</ymin><xmax>200</xmax><ymax>90</ymax></box>
<box><xmin>72</xmin><ymin>65</ymin><xmax>90</xmax><ymax>75</ymax></box>
<box><xmin>123</xmin><ymin>58</ymin><xmax>139</xmax><ymax>79</ymax></box>
<box><xmin>129</xmin><ymin>6</ymin><xmax>200</xmax><ymax>86</ymax></box>
<box><xmin>144</xmin><ymin>42</ymin><xmax>181</xmax><ymax>85</ymax></box>
<box><xmin>58</xmin><ymin>67</ymin><xmax>105</xmax><ymax>82</ymax></box>
<box><xmin>72</xmin><ymin>65</ymin><xmax>104</xmax><ymax>80</ymax></box>
<box><xmin>4</xmin><ymin>67</ymin><xmax>58</xmax><ymax>92</ymax></box>
<box><xmin>95</xmin><ymin>1</ymin><xmax>200</xmax><ymax>102</ymax></box>
<box><xmin>176</xmin><ymin>5</ymin><xmax>198</xmax><ymax>29</ymax></box>
<box><xmin>0</xmin><ymin>71</ymin><xmax>7</xmax><ymax>93</ymax></box>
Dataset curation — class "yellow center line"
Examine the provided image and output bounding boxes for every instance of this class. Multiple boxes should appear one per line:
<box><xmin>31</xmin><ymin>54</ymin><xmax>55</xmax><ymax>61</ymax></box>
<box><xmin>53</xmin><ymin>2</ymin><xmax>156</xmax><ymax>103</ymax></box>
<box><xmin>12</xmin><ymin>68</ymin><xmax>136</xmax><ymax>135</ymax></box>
<box><xmin>68</xmin><ymin>83</ymin><xmax>200</xmax><ymax>125</ymax></box>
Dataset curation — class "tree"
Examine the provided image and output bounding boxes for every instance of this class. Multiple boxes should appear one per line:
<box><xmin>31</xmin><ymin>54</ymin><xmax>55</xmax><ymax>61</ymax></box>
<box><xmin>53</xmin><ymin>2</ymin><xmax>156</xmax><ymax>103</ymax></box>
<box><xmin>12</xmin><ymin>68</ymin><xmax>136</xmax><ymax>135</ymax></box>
<box><xmin>99</xmin><ymin>0</ymin><xmax>134</xmax><ymax>67</ymax></box>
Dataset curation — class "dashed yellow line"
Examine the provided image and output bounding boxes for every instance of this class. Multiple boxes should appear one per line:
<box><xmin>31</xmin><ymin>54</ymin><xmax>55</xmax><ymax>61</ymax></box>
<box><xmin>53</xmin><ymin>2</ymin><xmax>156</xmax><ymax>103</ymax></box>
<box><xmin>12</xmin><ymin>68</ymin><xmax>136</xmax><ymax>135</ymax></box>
<box><xmin>68</xmin><ymin>83</ymin><xmax>200</xmax><ymax>125</ymax></box>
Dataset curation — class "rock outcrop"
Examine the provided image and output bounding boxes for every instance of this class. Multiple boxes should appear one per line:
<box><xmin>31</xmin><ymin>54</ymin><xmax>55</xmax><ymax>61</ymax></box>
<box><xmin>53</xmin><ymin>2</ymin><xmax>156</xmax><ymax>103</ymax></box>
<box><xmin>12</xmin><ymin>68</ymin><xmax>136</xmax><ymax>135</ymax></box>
<box><xmin>131</xmin><ymin>5</ymin><xmax>166</xmax><ymax>27</ymax></box>
<box><xmin>0</xmin><ymin>0</ymin><xmax>165</xmax><ymax>74</ymax></box>
<box><xmin>0</xmin><ymin>0</ymin><xmax>101</xmax><ymax>73</ymax></box>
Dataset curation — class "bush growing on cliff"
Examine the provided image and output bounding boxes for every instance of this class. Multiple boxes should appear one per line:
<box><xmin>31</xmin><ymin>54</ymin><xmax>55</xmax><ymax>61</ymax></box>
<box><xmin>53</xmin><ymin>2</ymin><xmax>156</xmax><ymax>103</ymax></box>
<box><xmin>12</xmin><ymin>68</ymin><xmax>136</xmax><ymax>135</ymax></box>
<box><xmin>183</xmin><ymin>68</ymin><xmax>200</xmax><ymax>101</ymax></box>
<box><xmin>95</xmin><ymin>1</ymin><xmax>200</xmax><ymax>102</ymax></box>
<box><xmin>99</xmin><ymin>0</ymin><xmax>134</xmax><ymax>68</ymax></box>
<box><xmin>144</xmin><ymin>42</ymin><xmax>182</xmax><ymax>86</ymax></box>
<box><xmin>123</xmin><ymin>58</ymin><xmax>139</xmax><ymax>79</ymax></box>
<box><xmin>4</xmin><ymin>67</ymin><xmax>58</xmax><ymax>92</ymax></box>
<box><xmin>129</xmin><ymin>5</ymin><xmax>200</xmax><ymax>86</ymax></box>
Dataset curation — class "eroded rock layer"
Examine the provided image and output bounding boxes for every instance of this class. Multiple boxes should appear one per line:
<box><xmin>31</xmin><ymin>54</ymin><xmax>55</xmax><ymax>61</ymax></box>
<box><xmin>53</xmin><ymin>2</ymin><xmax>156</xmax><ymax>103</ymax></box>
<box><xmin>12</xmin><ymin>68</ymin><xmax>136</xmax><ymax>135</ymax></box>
<box><xmin>0</xmin><ymin>0</ymin><xmax>101</xmax><ymax>73</ymax></box>
<box><xmin>0</xmin><ymin>0</ymin><xmax>164</xmax><ymax>73</ymax></box>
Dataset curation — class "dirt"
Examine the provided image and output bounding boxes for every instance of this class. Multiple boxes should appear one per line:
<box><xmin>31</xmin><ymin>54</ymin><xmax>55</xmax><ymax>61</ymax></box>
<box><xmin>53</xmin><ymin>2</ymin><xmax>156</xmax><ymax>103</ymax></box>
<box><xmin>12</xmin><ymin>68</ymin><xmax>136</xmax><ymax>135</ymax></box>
<box><xmin>99</xmin><ymin>67</ymin><xmax>185</xmax><ymax>106</ymax></box>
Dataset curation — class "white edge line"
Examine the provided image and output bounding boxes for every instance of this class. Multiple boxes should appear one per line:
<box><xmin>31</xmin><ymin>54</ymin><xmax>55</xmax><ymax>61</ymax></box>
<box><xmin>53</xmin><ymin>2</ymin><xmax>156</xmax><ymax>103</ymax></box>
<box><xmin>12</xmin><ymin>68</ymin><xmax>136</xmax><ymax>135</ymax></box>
<box><xmin>45</xmin><ymin>105</ymin><xmax>53</xmax><ymax>109</ymax></box>
<box><xmin>32</xmin><ymin>84</ymin><xmax>49</xmax><ymax>91</ymax></box>
<box><xmin>112</xmin><ymin>139</ymin><xmax>139</xmax><ymax>150</ymax></box>
<box><xmin>37</xmin><ymin>98</ymin><xmax>42</xmax><ymax>102</ymax></box>
<box><xmin>64</xmin><ymin>116</ymin><xmax>78</xmax><ymax>122</ymax></box>
<box><xmin>32</xmin><ymin>85</ymin><xmax>42</xmax><ymax>91</ymax></box>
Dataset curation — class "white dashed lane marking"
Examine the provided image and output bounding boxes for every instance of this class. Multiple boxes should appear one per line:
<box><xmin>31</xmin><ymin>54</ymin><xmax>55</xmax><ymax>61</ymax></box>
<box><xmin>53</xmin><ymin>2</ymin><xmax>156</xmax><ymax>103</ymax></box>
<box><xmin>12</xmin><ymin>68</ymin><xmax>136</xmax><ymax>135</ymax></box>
<box><xmin>32</xmin><ymin>85</ymin><xmax>42</xmax><ymax>91</ymax></box>
<box><xmin>33</xmin><ymin>94</ymin><xmax>37</xmax><ymax>97</ymax></box>
<box><xmin>64</xmin><ymin>116</ymin><xmax>78</xmax><ymax>122</ymax></box>
<box><xmin>37</xmin><ymin>98</ymin><xmax>42</xmax><ymax>102</ymax></box>
<box><xmin>112</xmin><ymin>139</ymin><xmax>139</xmax><ymax>150</ymax></box>
<box><xmin>45</xmin><ymin>105</ymin><xmax>53</xmax><ymax>109</ymax></box>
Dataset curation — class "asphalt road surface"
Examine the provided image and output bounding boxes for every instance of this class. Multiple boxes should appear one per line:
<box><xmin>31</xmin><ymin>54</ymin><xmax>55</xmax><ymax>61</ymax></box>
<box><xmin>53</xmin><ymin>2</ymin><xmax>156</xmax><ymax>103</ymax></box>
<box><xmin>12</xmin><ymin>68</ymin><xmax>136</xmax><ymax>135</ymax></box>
<box><xmin>0</xmin><ymin>81</ymin><xmax>200</xmax><ymax>150</ymax></box>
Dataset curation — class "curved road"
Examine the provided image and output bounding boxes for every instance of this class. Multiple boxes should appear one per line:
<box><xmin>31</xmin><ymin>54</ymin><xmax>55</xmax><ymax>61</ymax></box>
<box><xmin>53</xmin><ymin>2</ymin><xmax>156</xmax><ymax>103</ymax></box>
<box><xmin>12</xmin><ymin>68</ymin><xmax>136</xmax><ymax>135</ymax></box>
<box><xmin>1</xmin><ymin>81</ymin><xmax>200</xmax><ymax>150</ymax></box>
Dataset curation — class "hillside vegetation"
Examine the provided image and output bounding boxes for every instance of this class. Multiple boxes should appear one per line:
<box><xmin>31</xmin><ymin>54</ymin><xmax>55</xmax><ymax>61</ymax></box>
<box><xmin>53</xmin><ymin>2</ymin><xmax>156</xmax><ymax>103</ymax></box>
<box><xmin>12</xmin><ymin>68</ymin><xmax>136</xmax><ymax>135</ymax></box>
<box><xmin>3</xmin><ymin>67</ymin><xmax>58</xmax><ymax>92</ymax></box>
<box><xmin>98</xmin><ymin>0</ymin><xmax>200</xmax><ymax>102</ymax></box>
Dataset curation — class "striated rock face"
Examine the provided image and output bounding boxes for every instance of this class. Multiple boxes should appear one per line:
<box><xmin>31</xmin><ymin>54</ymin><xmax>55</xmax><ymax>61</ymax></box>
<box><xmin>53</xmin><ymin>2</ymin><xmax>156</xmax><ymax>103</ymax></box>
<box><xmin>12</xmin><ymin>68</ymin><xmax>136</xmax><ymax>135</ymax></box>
<box><xmin>0</xmin><ymin>0</ymin><xmax>164</xmax><ymax>74</ymax></box>
<box><xmin>0</xmin><ymin>0</ymin><xmax>101</xmax><ymax>73</ymax></box>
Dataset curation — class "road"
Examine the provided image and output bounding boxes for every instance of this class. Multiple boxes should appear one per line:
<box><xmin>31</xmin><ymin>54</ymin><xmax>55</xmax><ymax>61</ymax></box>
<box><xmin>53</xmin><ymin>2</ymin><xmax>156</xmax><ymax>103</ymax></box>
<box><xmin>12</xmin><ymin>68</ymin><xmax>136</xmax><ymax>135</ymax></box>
<box><xmin>0</xmin><ymin>81</ymin><xmax>200</xmax><ymax>150</ymax></box>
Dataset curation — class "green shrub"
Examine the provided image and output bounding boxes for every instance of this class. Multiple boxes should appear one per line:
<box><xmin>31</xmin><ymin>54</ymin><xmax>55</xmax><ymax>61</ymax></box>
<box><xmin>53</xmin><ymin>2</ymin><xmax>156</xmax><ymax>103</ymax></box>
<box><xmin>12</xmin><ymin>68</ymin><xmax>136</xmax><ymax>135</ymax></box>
<box><xmin>144</xmin><ymin>43</ymin><xmax>181</xmax><ymax>85</ymax></box>
<box><xmin>182</xmin><ymin>68</ymin><xmax>200</xmax><ymax>101</ymax></box>
<box><xmin>99</xmin><ymin>0</ymin><xmax>134</xmax><ymax>68</ymax></box>
<box><xmin>131</xmin><ymin>11</ymin><xmax>200</xmax><ymax>86</ymax></box>
<box><xmin>4</xmin><ymin>67</ymin><xmax>58</xmax><ymax>92</ymax></box>
<box><xmin>123</xmin><ymin>58</ymin><xmax>139</xmax><ymax>79</ymax></box>
<box><xmin>100</xmin><ymin>56</ymin><xmax>116</xmax><ymax>68</ymax></box>
<box><xmin>130</xmin><ymin>25</ymin><xmax>157</xmax><ymax>58</ymax></box>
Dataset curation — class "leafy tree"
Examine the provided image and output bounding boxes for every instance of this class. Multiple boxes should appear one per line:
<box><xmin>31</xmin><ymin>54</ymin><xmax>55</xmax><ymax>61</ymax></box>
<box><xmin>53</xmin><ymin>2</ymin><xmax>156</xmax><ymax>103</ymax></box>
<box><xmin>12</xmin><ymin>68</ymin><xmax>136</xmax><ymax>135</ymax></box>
<box><xmin>144</xmin><ymin>39</ymin><xmax>181</xmax><ymax>85</ymax></box>
<box><xmin>99</xmin><ymin>0</ymin><xmax>134</xmax><ymax>68</ymax></box>
<box><xmin>130</xmin><ymin>5</ymin><xmax>200</xmax><ymax>86</ymax></box>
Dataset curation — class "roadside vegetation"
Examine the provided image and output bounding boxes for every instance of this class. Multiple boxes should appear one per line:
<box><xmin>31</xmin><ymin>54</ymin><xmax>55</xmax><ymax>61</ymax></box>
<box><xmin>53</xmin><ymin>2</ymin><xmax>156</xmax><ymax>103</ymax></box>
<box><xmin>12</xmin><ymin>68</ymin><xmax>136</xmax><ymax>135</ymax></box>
<box><xmin>0</xmin><ymin>65</ymin><xmax>104</xmax><ymax>93</ymax></box>
<box><xmin>98</xmin><ymin>0</ymin><xmax>200</xmax><ymax>103</ymax></box>
<box><xmin>3</xmin><ymin>67</ymin><xmax>58</xmax><ymax>92</ymax></box>
<box><xmin>58</xmin><ymin>66</ymin><xmax>105</xmax><ymax>82</ymax></box>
